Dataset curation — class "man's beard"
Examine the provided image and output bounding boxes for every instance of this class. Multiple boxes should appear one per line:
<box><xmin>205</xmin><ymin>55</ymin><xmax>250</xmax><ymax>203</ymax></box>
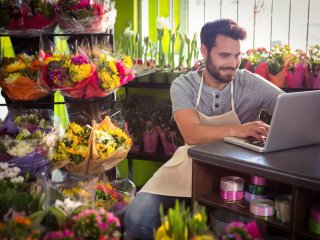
<box><xmin>205</xmin><ymin>56</ymin><xmax>237</xmax><ymax>84</ymax></box>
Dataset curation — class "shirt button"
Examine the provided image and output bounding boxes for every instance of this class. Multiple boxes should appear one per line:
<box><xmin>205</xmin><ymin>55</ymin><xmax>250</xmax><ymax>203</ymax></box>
<box><xmin>215</xmin><ymin>95</ymin><xmax>219</xmax><ymax>98</ymax></box>
<box><xmin>215</xmin><ymin>104</ymin><xmax>219</xmax><ymax>108</ymax></box>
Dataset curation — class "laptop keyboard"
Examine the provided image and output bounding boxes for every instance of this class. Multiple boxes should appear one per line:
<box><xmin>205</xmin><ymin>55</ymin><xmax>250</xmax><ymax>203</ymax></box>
<box><xmin>244</xmin><ymin>137</ymin><xmax>266</xmax><ymax>147</ymax></box>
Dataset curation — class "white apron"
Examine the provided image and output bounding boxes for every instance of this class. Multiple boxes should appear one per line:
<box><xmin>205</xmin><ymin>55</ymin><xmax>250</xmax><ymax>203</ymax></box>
<box><xmin>140</xmin><ymin>72</ymin><xmax>241</xmax><ymax>197</ymax></box>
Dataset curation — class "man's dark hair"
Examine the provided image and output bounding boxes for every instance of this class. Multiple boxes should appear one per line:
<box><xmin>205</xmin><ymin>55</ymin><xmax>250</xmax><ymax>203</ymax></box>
<box><xmin>200</xmin><ymin>19</ymin><xmax>247</xmax><ymax>52</ymax></box>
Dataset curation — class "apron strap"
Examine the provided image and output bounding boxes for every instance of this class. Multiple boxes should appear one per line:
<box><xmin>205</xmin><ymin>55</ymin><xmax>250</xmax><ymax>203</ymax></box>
<box><xmin>196</xmin><ymin>69</ymin><xmax>235</xmax><ymax>111</ymax></box>
<box><xmin>195</xmin><ymin>70</ymin><xmax>204</xmax><ymax>108</ymax></box>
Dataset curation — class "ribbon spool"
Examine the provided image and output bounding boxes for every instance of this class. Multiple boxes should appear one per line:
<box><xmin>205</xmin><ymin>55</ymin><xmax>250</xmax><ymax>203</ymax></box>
<box><xmin>250</xmin><ymin>199</ymin><xmax>275</xmax><ymax>217</ymax></box>
<box><xmin>310</xmin><ymin>203</ymin><xmax>320</xmax><ymax>224</ymax></box>
<box><xmin>220</xmin><ymin>176</ymin><xmax>244</xmax><ymax>192</ymax></box>
<box><xmin>251</xmin><ymin>175</ymin><xmax>266</xmax><ymax>186</ymax></box>
<box><xmin>248</xmin><ymin>184</ymin><xmax>265</xmax><ymax>195</ymax></box>
<box><xmin>220</xmin><ymin>189</ymin><xmax>244</xmax><ymax>201</ymax></box>
<box><xmin>275</xmin><ymin>194</ymin><xmax>292</xmax><ymax>223</ymax></box>
<box><xmin>244</xmin><ymin>191</ymin><xmax>274</xmax><ymax>202</ymax></box>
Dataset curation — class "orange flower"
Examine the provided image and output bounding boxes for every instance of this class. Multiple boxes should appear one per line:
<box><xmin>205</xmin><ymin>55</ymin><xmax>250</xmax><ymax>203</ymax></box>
<box><xmin>13</xmin><ymin>214</ymin><xmax>31</xmax><ymax>226</ymax></box>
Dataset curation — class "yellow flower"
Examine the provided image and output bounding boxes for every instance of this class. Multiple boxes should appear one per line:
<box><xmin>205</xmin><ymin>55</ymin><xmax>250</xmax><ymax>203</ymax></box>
<box><xmin>123</xmin><ymin>56</ymin><xmax>133</xmax><ymax>68</ymax></box>
<box><xmin>4</xmin><ymin>72</ymin><xmax>21</xmax><ymax>83</ymax></box>
<box><xmin>155</xmin><ymin>222</ymin><xmax>171</xmax><ymax>240</ymax></box>
<box><xmin>70</xmin><ymin>63</ymin><xmax>93</xmax><ymax>82</ymax></box>
<box><xmin>109</xmin><ymin>61</ymin><xmax>118</xmax><ymax>74</ymax></box>
<box><xmin>5</xmin><ymin>60</ymin><xmax>26</xmax><ymax>73</ymax></box>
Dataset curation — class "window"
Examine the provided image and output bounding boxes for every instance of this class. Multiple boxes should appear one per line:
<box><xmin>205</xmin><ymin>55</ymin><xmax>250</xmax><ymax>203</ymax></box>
<box><xmin>140</xmin><ymin>0</ymin><xmax>320</xmax><ymax>52</ymax></box>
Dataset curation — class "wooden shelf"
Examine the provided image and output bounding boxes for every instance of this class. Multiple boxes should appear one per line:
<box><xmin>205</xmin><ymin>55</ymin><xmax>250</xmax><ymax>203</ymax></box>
<box><xmin>190</xmin><ymin>140</ymin><xmax>320</xmax><ymax>239</ymax></box>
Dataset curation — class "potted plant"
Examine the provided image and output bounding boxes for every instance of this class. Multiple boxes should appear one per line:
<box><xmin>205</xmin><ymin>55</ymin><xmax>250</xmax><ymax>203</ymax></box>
<box><xmin>286</xmin><ymin>49</ymin><xmax>308</xmax><ymax>88</ymax></box>
<box><xmin>266</xmin><ymin>44</ymin><xmax>291</xmax><ymax>87</ymax></box>
<box><xmin>155</xmin><ymin>200</ymin><xmax>215</xmax><ymax>239</ymax></box>
<box><xmin>306</xmin><ymin>45</ymin><xmax>320</xmax><ymax>89</ymax></box>
<box><xmin>245</xmin><ymin>47</ymin><xmax>269</xmax><ymax>80</ymax></box>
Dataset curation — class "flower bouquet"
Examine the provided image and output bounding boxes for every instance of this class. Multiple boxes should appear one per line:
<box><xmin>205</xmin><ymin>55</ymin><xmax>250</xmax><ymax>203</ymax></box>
<box><xmin>0</xmin><ymin>0</ymin><xmax>56</xmax><ymax>35</ymax></box>
<box><xmin>55</xmin><ymin>0</ymin><xmax>117</xmax><ymax>33</ymax></box>
<box><xmin>245</xmin><ymin>48</ymin><xmax>269</xmax><ymax>80</ymax></box>
<box><xmin>88</xmin><ymin>116</ymin><xmax>132</xmax><ymax>176</ymax></box>
<box><xmin>86</xmin><ymin>51</ymin><xmax>135</xmax><ymax>98</ymax></box>
<box><xmin>95</xmin><ymin>178</ymin><xmax>135</xmax><ymax>215</ymax></box>
<box><xmin>266</xmin><ymin>44</ymin><xmax>291</xmax><ymax>87</ymax></box>
<box><xmin>40</xmin><ymin>52</ymin><xmax>96</xmax><ymax>98</ymax></box>
<box><xmin>306</xmin><ymin>45</ymin><xmax>320</xmax><ymax>89</ymax></box>
<box><xmin>0</xmin><ymin>111</ymin><xmax>56</xmax><ymax>178</ymax></box>
<box><xmin>52</xmin><ymin>122</ymin><xmax>92</xmax><ymax>175</ymax></box>
<box><xmin>286</xmin><ymin>49</ymin><xmax>308</xmax><ymax>88</ymax></box>
<box><xmin>0</xmin><ymin>53</ymin><xmax>48</xmax><ymax>101</ymax></box>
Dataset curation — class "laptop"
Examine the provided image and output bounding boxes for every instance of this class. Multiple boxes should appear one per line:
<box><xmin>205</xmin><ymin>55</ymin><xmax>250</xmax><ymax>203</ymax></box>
<box><xmin>224</xmin><ymin>90</ymin><xmax>320</xmax><ymax>153</ymax></box>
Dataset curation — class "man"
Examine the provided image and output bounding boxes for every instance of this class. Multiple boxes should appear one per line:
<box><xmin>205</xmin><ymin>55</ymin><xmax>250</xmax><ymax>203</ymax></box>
<box><xmin>123</xmin><ymin>19</ymin><xmax>284</xmax><ymax>239</ymax></box>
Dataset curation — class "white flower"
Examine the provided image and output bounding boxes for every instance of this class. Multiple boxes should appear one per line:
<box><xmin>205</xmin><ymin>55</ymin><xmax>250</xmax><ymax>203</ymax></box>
<box><xmin>0</xmin><ymin>162</ymin><xmax>9</xmax><ymax>171</ymax></box>
<box><xmin>95</xmin><ymin>130</ymin><xmax>112</xmax><ymax>143</ymax></box>
<box><xmin>21</xmin><ymin>128</ymin><xmax>31</xmax><ymax>138</ymax></box>
<box><xmin>10</xmin><ymin>176</ymin><xmax>24</xmax><ymax>184</ymax></box>
<box><xmin>7</xmin><ymin>140</ymin><xmax>33</xmax><ymax>157</ymax></box>
<box><xmin>55</xmin><ymin>198</ymin><xmax>82</xmax><ymax>215</ymax></box>
<box><xmin>156</xmin><ymin>16</ymin><xmax>171</xmax><ymax>30</ymax></box>
<box><xmin>123</xmin><ymin>27</ymin><xmax>135</xmax><ymax>38</ymax></box>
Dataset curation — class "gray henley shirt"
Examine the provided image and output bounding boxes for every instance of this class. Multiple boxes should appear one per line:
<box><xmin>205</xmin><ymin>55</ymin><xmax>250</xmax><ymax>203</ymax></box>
<box><xmin>170</xmin><ymin>69</ymin><xmax>284</xmax><ymax>123</ymax></box>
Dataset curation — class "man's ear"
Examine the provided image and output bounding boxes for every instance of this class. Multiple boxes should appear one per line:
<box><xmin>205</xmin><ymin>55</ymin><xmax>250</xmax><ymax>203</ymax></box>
<box><xmin>200</xmin><ymin>44</ymin><xmax>207</xmax><ymax>61</ymax></box>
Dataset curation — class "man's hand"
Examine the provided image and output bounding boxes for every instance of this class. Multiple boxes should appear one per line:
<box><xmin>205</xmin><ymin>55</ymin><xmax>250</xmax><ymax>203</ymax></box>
<box><xmin>231</xmin><ymin>121</ymin><xmax>270</xmax><ymax>141</ymax></box>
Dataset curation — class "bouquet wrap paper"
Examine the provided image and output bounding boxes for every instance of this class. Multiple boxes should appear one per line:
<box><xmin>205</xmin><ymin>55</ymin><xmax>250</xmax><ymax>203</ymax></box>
<box><xmin>88</xmin><ymin>116</ymin><xmax>130</xmax><ymax>176</ymax></box>
<box><xmin>1</xmin><ymin>76</ymin><xmax>48</xmax><ymax>100</ymax></box>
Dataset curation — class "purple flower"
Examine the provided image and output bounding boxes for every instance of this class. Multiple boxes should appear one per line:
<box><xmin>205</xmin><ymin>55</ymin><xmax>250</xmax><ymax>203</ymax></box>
<box><xmin>71</xmin><ymin>55</ymin><xmax>89</xmax><ymax>65</ymax></box>
<box><xmin>0</xmin><ymin>113</ymin><xmax>19</xmax><ymax>136</ymax></box>
<box><xmin>49</xmin><ymin>70</ymin><xmax>67</xmax><ymax>86</ymax></box>
<box><xmin>8</xmin><ymin>152</ymin><xmax>51</xmax><ymax>179</ymax></box>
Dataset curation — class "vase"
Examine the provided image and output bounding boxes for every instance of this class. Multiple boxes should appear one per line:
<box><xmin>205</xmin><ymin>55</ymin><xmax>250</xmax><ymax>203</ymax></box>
<box><xmin>269</xmin><ymin>68</ymin><xmax>286</xmax><ymax>88</ymax></box>
<box><xmin>286</xmin><ymin>64</ymin><xmax>306</xmax><ymax>88</ymax></box>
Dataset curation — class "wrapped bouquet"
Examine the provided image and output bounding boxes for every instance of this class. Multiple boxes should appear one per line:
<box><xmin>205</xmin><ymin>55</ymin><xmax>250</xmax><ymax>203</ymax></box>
<box><xmin>95</xmin><ymin>178</ymin><xmax>135</xmax><ymax>215</ymax></box>
<box><xmin>89</xmin><ymin>51</ymin><xmax>135</xmax><ymax>98</ymax></box>
<box><xmin>0</xmin><ymin>0</ymin><xmax>56</xmax><ymax>35</ymax></box>
<box><xmin>40</xmin><ymin>52</ymin><xmax>96</xmax><ymax>98</ymax></box>
<box><xmin>52</xmin><ymin>122</ymin><xmax>92</xmax><ymax>175</ymax></box>
<box><xmin>0</xmin><ymin>111</ymin><xmax>57</xmax><ymax>178</ymax></box>
<box><xmin>88</xmin><ymin>116</ymin><xmax>132</xmax><ymax>176</ymax></box>
<box><xmin>55</xmin><ymin>0</ymin><xmax>117</xmax><ymax>33</ymax></box>
<box><xmin>0</xmin><ymin>53</ymin><xmax>48</xmax><ymax>100</ymax></box>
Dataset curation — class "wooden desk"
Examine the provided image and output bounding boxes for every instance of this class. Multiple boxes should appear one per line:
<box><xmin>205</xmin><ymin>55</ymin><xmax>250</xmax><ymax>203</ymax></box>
<box><xmin>188</xmin><ymin>140</ymin><xmax>320</xmax><ymax>240</ymax></box>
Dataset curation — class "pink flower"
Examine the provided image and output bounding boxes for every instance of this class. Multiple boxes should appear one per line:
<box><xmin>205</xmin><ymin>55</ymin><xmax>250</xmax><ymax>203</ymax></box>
<box><xmin>71</xmin><ymin>0</ymin><xmax>90</xmax><ymax>10</ymax></box>
<box><xmin>246</xmin><ymin>221</ymin><xmax>262</xmax><ymax>239</ymax></box>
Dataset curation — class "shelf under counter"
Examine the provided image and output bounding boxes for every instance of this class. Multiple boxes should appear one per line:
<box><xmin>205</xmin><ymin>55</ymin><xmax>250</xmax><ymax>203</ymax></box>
<box><xmin>196</xmin><ymin>192</ymin><xmax>291</xmax><ymax>233</ymax></box>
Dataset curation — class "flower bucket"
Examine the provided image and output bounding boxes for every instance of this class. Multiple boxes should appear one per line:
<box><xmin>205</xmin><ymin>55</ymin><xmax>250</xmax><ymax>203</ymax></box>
<box><xmin>143</xmin><ymin>130</ymin><xmax>158</xmax><ymax>153</ymax></box>
<box><xmin>286</xmin><ymin>63</ymin><xmax>306</xmax><ymax>88</ymax></box>
<box><xmin>269</xmin><ymin>68</ymin><xmax>286</xmax><ymax>87</ymax></box>
<box><xmin>306</xmin><ymin>71</ymin><xmax>320</xmax><ymax>89</ymax></box>
<box><xmin>246</xmin><ymin>61</ymin><xmax>269</xmax><ymax>80</ymax></box>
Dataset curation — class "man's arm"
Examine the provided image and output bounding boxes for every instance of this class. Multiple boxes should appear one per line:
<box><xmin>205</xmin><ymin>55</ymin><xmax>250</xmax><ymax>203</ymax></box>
<box><xmin>174</xmin><ymin>109</ymin><xmax>269</xmax><ymax>145</ymax></box>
